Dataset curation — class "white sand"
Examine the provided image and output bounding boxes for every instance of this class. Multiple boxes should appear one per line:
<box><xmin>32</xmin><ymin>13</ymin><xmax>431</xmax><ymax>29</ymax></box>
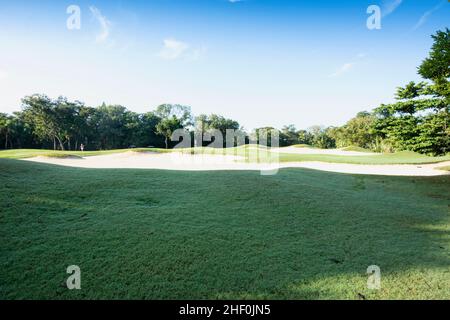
<box><xmin>23</xmin><ymin>151</ymin><xmax>450</xmax><ymax>176</ymax></box>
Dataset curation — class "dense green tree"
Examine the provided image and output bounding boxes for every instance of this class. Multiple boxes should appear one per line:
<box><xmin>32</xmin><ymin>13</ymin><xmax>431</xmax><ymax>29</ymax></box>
<box><xmin>156</xmin><ymin>117</ymin><xmax>183</xmax><ymax>149</ymax></box>
<box><xmin>280</xmin><ymin>125</ymin><xmax>298</xmax><ymax>146</ymax></box>
<box><xmin>195</xmin><ymin>114</ymin><xmax>240</xmax><ymax>147</ymax></box>
<box><xmin>297</xmin><ymin>130</ymin><xmax>314</xmax><ymax>145</ymax></box>
<box><xmin>308</xmin><ymin>126</ymin><xmax>336</xmax><ymax>149</ymax></box>
<box><xmin>155</xmin><ymin>104</ymin><xmax>193</xmax><ymax>149</ymax></box>
<box><xmin>14</xmin><ymin>97</ymin><xmax>169</xmax><ymax>151</ymax></box>
<box><xmin>251</xmin><ymin>127</ymin><xmax>280</xmax><ymax>147</ymax></box>
<box><xmin>373</xmin><ymin>29</ymin><xmax>450</xmax><ymax>155</ymax></box>
<box><xmin>6</xmin><ymin>112</ymin><xmax>36</xmax><ymax>149</ymax></box>
<box><xmin>418</xmin><ymin>28</ymin><xmax>450</xmax><ymax>154</ymax></box>
<box><xmin>2</xmin><ymin>30</ymin><xmax>448</xmax><ymax>155</ymax></box>
<box><xmin>418</xmin><ymin>28</ymin><xmax>450</xmax><ymax>87</ymax></box>
<box><xmin>22</xmin><ymin>95</ymin><xmax>67</xmax><ymax>150</ymax></box>
<box><xmin>0</xmin><ymin>113</ymin><xmax>13</xmax><ymax>149</ymax></box>
<box><xmin>330</xmin><ymin>112</ymin><xmax>377</xmax><ymax>149</ymax></box>
<box><xmin>135</xmin><ymin>112</ymin><xmax>165</xmax><ymax>148</ymax></box>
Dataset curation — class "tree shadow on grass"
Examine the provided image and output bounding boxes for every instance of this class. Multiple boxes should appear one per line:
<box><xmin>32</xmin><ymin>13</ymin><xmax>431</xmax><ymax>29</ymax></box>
<box><xmin>0</xmin><ymin>159</ymin><xmax>449</xmax><ymax>299</ymax></box>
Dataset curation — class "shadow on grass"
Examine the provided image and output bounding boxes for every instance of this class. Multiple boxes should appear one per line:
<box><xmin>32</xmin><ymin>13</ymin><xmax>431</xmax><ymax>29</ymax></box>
<box><xmin>0</xmin><ymin>159</ymin><xmax>449</xmax><ymax>299</ymax></box>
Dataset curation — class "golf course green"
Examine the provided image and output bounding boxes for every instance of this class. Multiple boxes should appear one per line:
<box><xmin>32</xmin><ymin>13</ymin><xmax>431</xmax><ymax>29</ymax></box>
<box><xmin>1</xmin><ymin>155</ymin><xmax>449</xmax><ymax>299</ymax></box>
<box><xmin>1</xmin><ymin>147</ymin><xmax>450</xmax><ymax>164</ymax></box>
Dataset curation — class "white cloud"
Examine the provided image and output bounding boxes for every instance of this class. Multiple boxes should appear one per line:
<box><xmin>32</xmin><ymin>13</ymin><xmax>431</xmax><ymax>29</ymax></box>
<box><xmin>158</xmin><ymin>39</ymin><xmax>207</xmax><ymax>61</ymax></box>
<box><xmin>158</xmin><ymin>38</ymin><xmax>189</xmax><ymax>60</ymax></box>
<box><xmin>329</xmin><ymin>63</ymin><xmax>354</xmax><ymax>78</ymax></box>
<box><xmin>89</xmin><ymin>6</ymin><xmax>111</xmax><ymax>43</ymax></box>
<box><xmin>413</xmin><ymin>1</ymin><xmax>445</xmax><ymax>31</ymax></box>
<box><xmin>328</xmin><ymin>53</ymin><xmax>367</xmax><ymax>78</ymax></box>
<box><xmin>229</xmin><ymin>0</ymin><xmax>244</xmax><ymax>3</ymax></box>
<box><xmin>382</xmin><ymin>0</ymin><xmax>402</xmax><ymax>17</ymax></box>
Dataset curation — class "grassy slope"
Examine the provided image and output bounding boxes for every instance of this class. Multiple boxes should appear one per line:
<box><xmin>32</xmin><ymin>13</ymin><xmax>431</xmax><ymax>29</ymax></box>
<box><xmin>276</xmin><ymin>151</ymin><xmax>450</xmax><ymax>165</ymax></box>
<box><xmin>0</xmin><ymin>148</ymin><xmax>170</xmax><ymax>159</ymax></box>
<box><xmin>291</xmin><ymin>144</ymin><xmax>314</xmax><ymax>148</ymax></box>
<box><xmin>340</xmin><ymin>146</ymin><xmax>375</xmax><ymax>153</ymax></box>
<box><xmin>2</xmin><ymin>147</ymin><xmax>449</xmax><ymax>165</ymax></box>
<box><xmin>219</xmin><ymin>147</ymin><xmax>450</xmax><ymax>164</ymax></box>
<box><xmin>0</xmin><ymin>159</ymin><xmax>449</xmax><ymax>299</ymax></box>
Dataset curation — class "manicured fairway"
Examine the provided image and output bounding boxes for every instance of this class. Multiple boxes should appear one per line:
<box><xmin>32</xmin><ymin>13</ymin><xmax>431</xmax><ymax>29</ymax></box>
<box><xmin>0</xmin><ymin>148</ymin><xmax>170</xmax><ymax>159</ymax></box>
<box><xmin>1</xmin><ymin>147</ymin><xmax>450</xmax><ymax>165</ymax></box>
<box><xmin>0</xmin><ymin>159</ymin><xmax>449</xmax><ymax>299</ymax></box>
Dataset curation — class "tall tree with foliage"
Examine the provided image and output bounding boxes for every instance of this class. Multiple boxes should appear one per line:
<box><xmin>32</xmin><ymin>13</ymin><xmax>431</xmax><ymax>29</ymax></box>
<box><xmin>22</xmin><ymin>95</ymin><xmax>68</xmax><ymax>150</ymax></box>
<box><xmin>280</xmin><ymin>125</ymin><xmax>300</xmax><ymax>146</ymax></box>
<box><xmin>374</xmin><ymin>29</ymin><xmax>450</xmax><ymax>155</ymax></box>
<box><xmin>155</xmin><ymin>104</ymin><xmax>193</xmax><ymax>149</ymax></box>
<box><xmin>195</xmin><ymin>114</ymin><xmax>240</xmax><ymax>147</ymax></box>
<box><xmin>0</xmin><ymin>113</ymin><xmax>13</xmax><ymax>149</ymax></box>
<box><xmin>308</xmin><ymin>126</ymin><xmax>336</xmax><ymax>149</ymax></box>
<box><xmin>251</xmin><ymin>127</ymin><xmax>280</xmax><ymax>147</ymax></box>
<box><xmin>329</xmin><ymin>111</ymin><xmax>377</xmax><ymax>149</ymax></box>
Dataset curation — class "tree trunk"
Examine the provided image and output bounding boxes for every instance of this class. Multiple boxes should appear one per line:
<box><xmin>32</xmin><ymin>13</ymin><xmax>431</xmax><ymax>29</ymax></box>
<box><xmin>53</xmin><ymin>137</ymin><xmax>56</xmax><ymax>150</ymax></box>
<box><xmin>444</xmin><ymin>109</ymin><xmax>448</xmax><ymax>154</ymax></box>
<box><xmin>57</xmin><ymin>137</ymin><xmax>65</xmax><ymax>151</ymax></box>
<box><xmin>165</xmin><ymin>136</ymin><xmax>168</xmax><ymax>149</ymax></box>
<box><xmin>68</xmin><ymin>137</ymin><xmax>71</xmax><ymax>151</ymax></box>
<box><xmin>5</xmin><ymin>131</ymin><xmax>8</xmax><ymax>149</ymax></box>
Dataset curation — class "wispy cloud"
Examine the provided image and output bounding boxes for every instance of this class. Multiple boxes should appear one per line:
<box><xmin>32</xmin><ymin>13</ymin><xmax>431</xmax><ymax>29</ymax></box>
<box><xmin>382</xmin><ymin>0</ymin><xmax>403</xmax><ymax>17</ymax></box>
<box><xmin>158</xmin><ymin>39</ymin><xmax>189</xmax><ymax>60</ymax></box>
<box><xmin>328</xmin><ymin>54</ymin><xmax>366</xmax><ymax>78</ymax></box>
<box><xmin>329</xmin><ymin>63</ymin><xmax>354</xmax><ymax>78</ymax></box>
<box><xmin>229</xmin><ymin>0</ymin><xmax>244</xmax><ymax>3</ymax></box>
<box><xmin>158</xmin><ymin>39</ymin><xmax>206</xmax><ymax>61</ymax></box>
<box><xmin>89</xmin><ymin>6</ymin><xmax>111</xmax><ymax>43</ymax></box>
<box><xmin>413</xmin><ymin>1</ymin><xmax>445</xmax><ymax>31</ymax></box>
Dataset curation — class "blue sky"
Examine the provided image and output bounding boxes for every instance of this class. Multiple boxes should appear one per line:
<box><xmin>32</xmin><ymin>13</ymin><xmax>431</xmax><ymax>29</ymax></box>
<box><xmin>0</xmin><ymin>0</ymin><xmax>448</xmax><ymax>130</ymax></box>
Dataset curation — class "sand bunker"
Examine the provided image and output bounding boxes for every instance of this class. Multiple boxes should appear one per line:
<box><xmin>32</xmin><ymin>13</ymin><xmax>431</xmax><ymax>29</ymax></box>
<box><xmin>23</xmin><ymin>151</ymin><xmax>450</xmax><ymax>176</ymax></box>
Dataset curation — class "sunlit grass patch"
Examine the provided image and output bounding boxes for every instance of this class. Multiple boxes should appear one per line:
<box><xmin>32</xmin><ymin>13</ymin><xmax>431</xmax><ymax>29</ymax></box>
<box><xmin>0</xmin><ymin>159</ymin><xmax>449</xmax><ymax>299</ymax></box>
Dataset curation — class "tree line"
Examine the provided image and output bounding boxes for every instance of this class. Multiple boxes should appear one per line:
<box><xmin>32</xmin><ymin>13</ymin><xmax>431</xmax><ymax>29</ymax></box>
<box><xmin>0</xmin><ymin>29</ymin><xmax>448</xmax><ymax>155</ymax></box>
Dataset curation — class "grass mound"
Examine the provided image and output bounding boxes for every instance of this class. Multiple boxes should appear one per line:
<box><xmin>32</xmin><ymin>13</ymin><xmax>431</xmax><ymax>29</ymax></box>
<box><xmin>340</xmin><ymin>146</ymin><xmax>374</xmax><ymax>153</ymax></box>
<box><xmin>131</xmin><ymin>148</ymin><xmax>171</xmax><ymax>154</ymax></box>
<box><xmin>0</xmin><ymin>148</ymin><xmax>168</xmax><ymax>159</ymax></box>
<box><xmin>291</xmin><ymin>144</ymin><xmax>313</xmax><ymax>148</ymax></box>
<box><xmin>41</xmin><ymin>154</ymin><xmax>83</xmax><ymax>159</ymax></box>
<box><xmin>277</xmin><ymin>150</ymin><xmax>450</xmax><ymax>164</ymax></box>
<box><xmin>1</xmin><ymin>148</ymin><xmax>450</xmax><ymax>165</ymax></box>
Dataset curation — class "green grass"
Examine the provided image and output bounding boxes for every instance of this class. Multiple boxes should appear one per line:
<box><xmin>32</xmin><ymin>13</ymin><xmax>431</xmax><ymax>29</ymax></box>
<box><xmin>0</xmin><ymin>148</ymin><xmax>169</xmax><ymax>159</ymax></box>
<box><xmin>222</xmin><ymin>148</ymin><xmax>450</xmax><ymax>165</ymax></box>
<box><xmin>1</xmin><ymin>147</ymin><xmax>449</xmax><ymax>166</ymax></box>
<box><xmin>291</xmin><ymin>144</ymin><xmax>313</xmax><ymax>148</ymax></box>
<box><xmin>276</xmin><ymin>151</ymin><xmax>450</xmax><ymax>165</ymax></box>
<box><xmin>2</xmin><ymin>148</ymin><xmax>449</xmax><ymax>165</ymax></box>
<box><xmin>41</xmin><ymin>154</ymin><xmax>83</xmax><ymax>159</ymax></box>
<box><xmin>340</xmin><ymin>146</ymin><xmax>375</xmax><ymax>153</ymax></box>
<box><xmin>171</xmin><ymin>147</ymin><xmax>450</xmax><ymax>165</ymax></box>
<box><xmin>0</xmin><ymin>159</ymin><xmax>449</xmax><ymax>299</ymax></box>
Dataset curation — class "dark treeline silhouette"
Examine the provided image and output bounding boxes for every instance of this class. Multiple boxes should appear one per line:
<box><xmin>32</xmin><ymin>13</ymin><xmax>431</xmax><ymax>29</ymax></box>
<box><xmin>0</xmin><ymin>96</ymin><xmax>166</xmax><ymax>151</ymax></box>
<box><xmin>0</xmin><ymin>95</ymin><xmax>337</xmax><ymax>151</ymax></box>
<box><xmin>0</xmin><ymin>29</ymin><xmax>448</xmax><ymax>155</ymax></box>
